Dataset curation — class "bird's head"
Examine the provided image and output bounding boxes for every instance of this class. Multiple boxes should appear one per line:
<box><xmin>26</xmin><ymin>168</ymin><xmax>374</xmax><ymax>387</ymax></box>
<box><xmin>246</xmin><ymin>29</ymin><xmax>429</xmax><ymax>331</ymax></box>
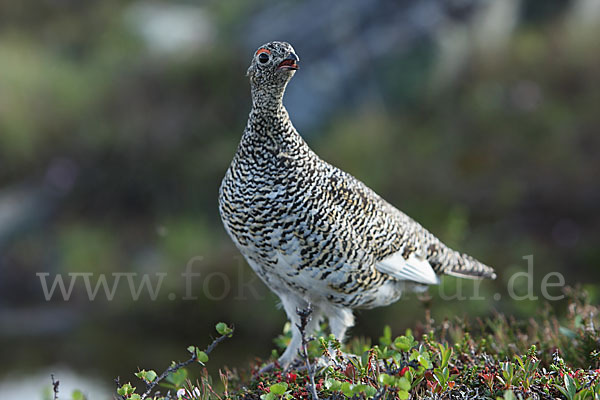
<box><xmin>247</xmin><ymin>41</ymin><xmax>299</xmax><ymax>101</ymax></box>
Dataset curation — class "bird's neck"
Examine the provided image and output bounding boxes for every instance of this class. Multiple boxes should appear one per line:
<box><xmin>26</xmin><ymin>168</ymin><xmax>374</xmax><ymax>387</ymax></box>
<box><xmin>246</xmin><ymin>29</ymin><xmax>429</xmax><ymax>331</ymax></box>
<box><xmin>248</xmin><ymin>85</ymin><xmax>295</xmax><ymax>145</ymax></box>
<box><xmin>239</xmin><ymin>94</ymin><xmax>309</xmax><ymax>164</ymax></box>
<box><xmin>248</xmin><ymin>102</ymin><xmax>294</xmax><ymax>144</ymax></box>
<box><xmin>250</xmin><ymin>86</ymin><xmax>286</xmax><ymax>111</ymax></box>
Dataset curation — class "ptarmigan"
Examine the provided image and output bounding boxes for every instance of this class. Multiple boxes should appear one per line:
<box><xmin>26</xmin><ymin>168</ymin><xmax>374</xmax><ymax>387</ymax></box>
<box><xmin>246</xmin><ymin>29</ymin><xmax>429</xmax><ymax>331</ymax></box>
<box><xmin>219</xmin><ymin>41</ymin><xmax>496</xmax><ymax>368</ymax></box>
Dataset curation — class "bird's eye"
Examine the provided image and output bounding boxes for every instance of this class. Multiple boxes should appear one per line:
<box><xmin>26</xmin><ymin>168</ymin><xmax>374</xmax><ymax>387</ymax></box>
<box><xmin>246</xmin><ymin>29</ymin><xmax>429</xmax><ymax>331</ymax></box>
<box><xmin>258</xmin><ymin>52</ymin><xmax>269</xmax><ymax>63</ymax></box>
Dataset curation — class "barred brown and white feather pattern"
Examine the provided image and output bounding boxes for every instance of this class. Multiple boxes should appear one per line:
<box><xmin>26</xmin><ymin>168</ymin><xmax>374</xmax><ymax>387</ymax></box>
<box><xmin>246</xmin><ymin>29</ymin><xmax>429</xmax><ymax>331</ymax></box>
<box><xmin>218</xmin><ymin>41</ymin><xmax>496</xmax><ymax>368</ymax></box>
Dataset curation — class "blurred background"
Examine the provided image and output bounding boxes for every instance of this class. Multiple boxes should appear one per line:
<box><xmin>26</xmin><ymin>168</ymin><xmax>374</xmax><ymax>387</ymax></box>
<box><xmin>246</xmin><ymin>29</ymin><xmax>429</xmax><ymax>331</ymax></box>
<box><xmin>1</xmin><ymin>0</ymin><xmax>599</xmax><ymax>398</ymax></box>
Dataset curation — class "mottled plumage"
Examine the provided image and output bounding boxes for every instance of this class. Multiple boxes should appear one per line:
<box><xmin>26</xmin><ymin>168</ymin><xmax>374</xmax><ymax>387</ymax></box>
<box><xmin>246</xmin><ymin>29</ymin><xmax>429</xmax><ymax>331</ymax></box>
<box><xmin>219</xmin><ymin>41</ymin><xmax>496</xmax><ymax>367</ymax></box>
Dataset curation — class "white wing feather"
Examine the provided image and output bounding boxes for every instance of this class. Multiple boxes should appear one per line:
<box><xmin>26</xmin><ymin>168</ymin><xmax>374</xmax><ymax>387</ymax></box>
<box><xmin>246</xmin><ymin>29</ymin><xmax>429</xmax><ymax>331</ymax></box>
<box><xmin>376</xmin><ymin>251</ymin><xmax>440</xmax><ymax>285</ymax></box>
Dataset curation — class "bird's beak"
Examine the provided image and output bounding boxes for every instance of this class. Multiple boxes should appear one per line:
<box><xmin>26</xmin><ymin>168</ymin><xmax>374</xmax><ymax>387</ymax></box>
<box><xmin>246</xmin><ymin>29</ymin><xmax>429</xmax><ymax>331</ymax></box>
<box><xmin>278</xmin><ymin>53</ymin><xmax>299</xmax><ymax>70</ymax></box>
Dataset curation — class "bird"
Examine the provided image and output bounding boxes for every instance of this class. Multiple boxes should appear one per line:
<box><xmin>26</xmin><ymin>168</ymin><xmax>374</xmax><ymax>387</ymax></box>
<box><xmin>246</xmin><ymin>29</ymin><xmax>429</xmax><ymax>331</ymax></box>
<box><xmin>218</xmin><ymin>41</ymin><xmax>496</xmax><ymax>369</ymax></box>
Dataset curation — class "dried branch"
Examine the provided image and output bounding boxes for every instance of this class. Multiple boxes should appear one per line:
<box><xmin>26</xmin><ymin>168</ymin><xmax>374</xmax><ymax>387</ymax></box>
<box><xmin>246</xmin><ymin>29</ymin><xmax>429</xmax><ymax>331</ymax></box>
<box><xmin>51</xmin><ymin>374</ymin><xmax>59</xmax><ymax>400</ymax></box>
<box><xmin>296</xmin><ymin>305</ymin><xmax>319</xmax><ymax>400</ymax></box>
<box><xmin>112</xmin><ymin>326</ymin><xmax>233</xmax><ymax>400</ymax></box>
<box><xmin>140</xmin><ymin>329</ymin><xmax>233</xmax><ymax>400</ymax></box>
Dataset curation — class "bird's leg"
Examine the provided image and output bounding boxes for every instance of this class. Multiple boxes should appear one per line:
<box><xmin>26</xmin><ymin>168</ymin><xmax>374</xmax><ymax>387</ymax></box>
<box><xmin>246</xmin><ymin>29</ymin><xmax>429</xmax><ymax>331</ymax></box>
<box><xmin>258</xmin><ymin>331</ymin><xmax>302</xmax><ymax>373</ymax></box>
<box><xmin>328</xmin><ymin>306</ymin><xmax>354</xmax><ymax>343</ymax></box>
<box><xmin>326</xmin><ymin>307</ymin><xmax>355</xmax><ymax>364</ymax></box>
<box><xmin>277</xmin><ymin>326</ymin><xmax>302</xmax><ymax>370</ymax></box>
<box><xmin>417</xmin><ymin>290</ymin><xmax>433</xmax><ymax>332</ymax></box>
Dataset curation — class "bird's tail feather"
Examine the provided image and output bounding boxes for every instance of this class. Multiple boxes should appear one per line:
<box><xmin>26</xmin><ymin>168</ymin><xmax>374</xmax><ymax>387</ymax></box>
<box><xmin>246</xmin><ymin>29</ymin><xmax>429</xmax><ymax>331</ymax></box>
<box><xmin>442</xmin><ymin>251</ymin><xmax>496</xmax><ymax>280</ymax></box>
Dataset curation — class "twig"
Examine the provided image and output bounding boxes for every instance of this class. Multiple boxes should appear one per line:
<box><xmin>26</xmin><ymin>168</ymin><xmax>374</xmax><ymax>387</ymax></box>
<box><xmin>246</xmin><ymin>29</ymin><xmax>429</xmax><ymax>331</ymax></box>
<box><xmin>372</xmin><ymin>386</ymin><xmax>388</xmax><ymax>400</ymax></box>
<box><xmin>51</xmin><ymin>374</ymin><xmax>59</xmax><ymax>400</ymax></box>
<box><xmin>296</xmin><ymin>305</ymin><xmax>319</xmax><ymax>400</ymax></box>
<box><xmin>125</xmin><ymin>327</ymin><xmax>234</xmax><ymax>400</ymax></box>
<box><xmin>418</xmin><ymin>291</ymin><xmax>433</xmax><ymax>332</ymax></box>
<box><xmin>321</xmin><ymin>336</ymin><xmax>345</xmax><ymax>370</ymax></box>
<box><xmin>113</xmin><ymin>377</ymin><xmax>121</xmax><ymax>400</ymax></box>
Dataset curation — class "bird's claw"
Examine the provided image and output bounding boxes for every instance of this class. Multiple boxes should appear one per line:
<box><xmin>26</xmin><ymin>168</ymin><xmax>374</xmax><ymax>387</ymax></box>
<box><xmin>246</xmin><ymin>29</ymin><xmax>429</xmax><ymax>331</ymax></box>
<box><xmin>258</xmin><ymin>362</ymin><xmax>276</xmax><ymax>374</ymax></box>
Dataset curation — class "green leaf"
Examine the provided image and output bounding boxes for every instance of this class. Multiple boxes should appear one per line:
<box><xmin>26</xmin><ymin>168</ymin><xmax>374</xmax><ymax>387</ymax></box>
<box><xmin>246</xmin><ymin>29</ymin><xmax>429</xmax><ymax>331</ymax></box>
<box><xmin>166</xmin><ymin>368</ymin><xmax>188</xmax><ymax>387</ymax></box>
<box><xmin>270</xmin><ymin>382</ymin><xmax>288</xmax><ymax>396</ymax></box>
<box><xmin>434</xmin><ymin>369</ymin><xmax>445</xmax><ymax>384</ymax></box>
<box><xmin>261</xmin><ymin>394</ymin><xmax>276</xmax><ymax>400</ymax></box>
<box><xmin>394</xmin><ymin>335</ymin><xmax>416</xmax><ymax>352</ymax></box>
<box><xmin>559</xmin><ymin>326</ymin><xmax>577</xmax><ymax>339</ymax></box>
<box><xmin>196</xmin><ymin>350</ymin><xmax>209</xmax><ymax>364</ymax></box>
<box><xmin>130</xmin><ymin>395</ymin><xmax>141</xmax><ymax>400</ymax></box>
<box><xmin>353</xmin><ymin>384</ymin><xmax>366</xmax><ymax>393</ymax></box>
<box><xmin>352</xmin><ymin>383</ymin><xmax>376</xmax><ymax>396</ymax></box>
<box><xmin>574</xmin><ymin>388</ymin><xmax>592</xmax><ymax>400</ymax></box>
<box><xmin>565</xmin><ymin>374</ymin><xmax>576</xmax><ymax>400</ymax></box>
<box><xmin>187</xmin><ymin>345</ymin><xmax>196</xmax><ymax>354</ymax></box>
<box><xmin>145</xmin><ymin>370</ymin><xmax>157</xmax><ymax>382</ymax></box>
<box><xmin>341</xmin><ymin>382</ymin><xmax>353</xmax><ymax>397</ymax></box>
<box><xmin>117</xmin><ymin>383</ymin><xmax>134</xmax><ymax>396</ymax></box>
<box><xmin>418</xmin><ymin>354</ymin><xmax>432</xmax><ymax>369</ymax></box>
<box><xmin>379</xmin><ymin>325</ymin><xmax>392</xmax><ymax>346</ymax></box>
<box><xmin>441</xmin><ymin>345</ymin><xmax>452</xmax><ymax>368</ymax></box>
<box><xmin>514</xmin><ymin>355</ymin><xmax>525</xmax><ymax>370</ymax></box>
<box><xmin>71</xmin><ymin>389</ymin><xmax>86</xmax><ymax>400</ymax></box>
<box><xmin>499</xmin><ymin>390</ymin><xmax>516</xmax><ymax>400</ymax></box>
<box><xmin>325</xmin><ymin>378</ymin><xmax>342</xmax><ymax>391</ymax></box>
<box><xmin>134</xmin><ymin>369</ymin><xmax>157</xmax><ymax>383</ymax></box>
<box><xmin>378</xmin><ymin>373</ymin><xmax>394</xmax><ymax>386</ymax></box>
<box><xmin>216</xmin><ymin>322</ymin><xmax>232</xmax><ymax>335</ymax></box>
<box><xmin>363</xmin><ymin>385</ymin><xmax>377</xmax><ymax>397</ymax></box>
<box><xmin>555</xmin><ymin>384</ymin><xmax>571</xmax><ymax>399</ymax></box>
<box><xmin>398</xmin><ymin>389</ymin><xmax>410</xmax><ymax>400</ymax></box>
<box><xmin>396</xmin><ymin>377</ymin><xmax>411</xmax><ymax>391</ymax></box>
